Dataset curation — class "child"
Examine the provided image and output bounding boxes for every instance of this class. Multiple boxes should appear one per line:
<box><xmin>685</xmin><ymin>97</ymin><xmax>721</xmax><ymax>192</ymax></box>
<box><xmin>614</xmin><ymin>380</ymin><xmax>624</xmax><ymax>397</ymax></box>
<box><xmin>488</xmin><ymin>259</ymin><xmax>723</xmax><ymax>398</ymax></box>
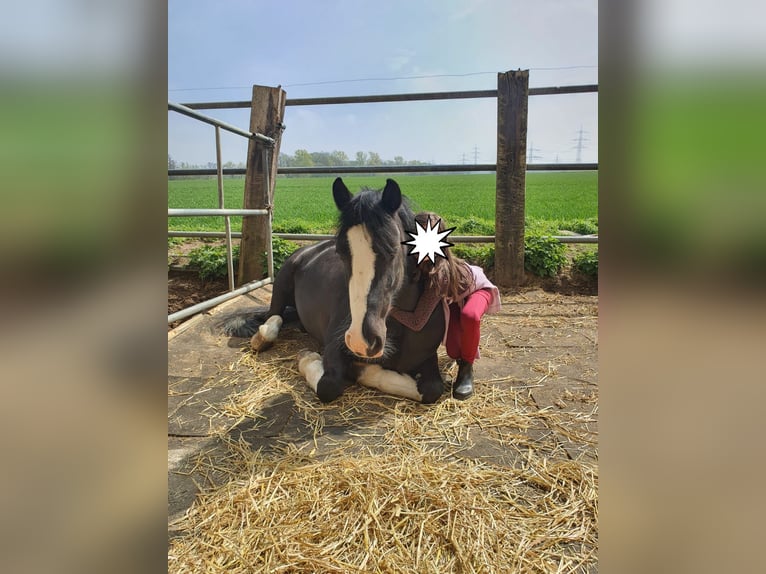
<box><xmin>389</xmin><ymin>212</ymin><xmax>501</xmax><ymax>399</ymax></box>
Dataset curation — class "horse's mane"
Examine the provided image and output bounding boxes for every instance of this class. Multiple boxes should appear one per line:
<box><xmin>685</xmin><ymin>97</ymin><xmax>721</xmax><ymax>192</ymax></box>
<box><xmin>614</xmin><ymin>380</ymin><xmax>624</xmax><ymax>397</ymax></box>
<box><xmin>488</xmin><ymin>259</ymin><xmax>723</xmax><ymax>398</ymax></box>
<box><xmin>396</xmin><ymin>201</ymin><xmax>419</xmax><ymax>280</ymax></box>
<box><xmin>396</xmin><ymin>195</ymin><xmax>416</xmax><ymax>234</ymax></box>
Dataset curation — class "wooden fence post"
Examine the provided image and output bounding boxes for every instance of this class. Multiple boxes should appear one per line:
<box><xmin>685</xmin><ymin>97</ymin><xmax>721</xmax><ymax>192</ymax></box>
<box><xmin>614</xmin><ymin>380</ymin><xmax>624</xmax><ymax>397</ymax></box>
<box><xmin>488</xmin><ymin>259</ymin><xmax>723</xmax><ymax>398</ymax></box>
<box><xmin>238</xmin><ymin>84</ymin><xmax>286</xmax><ymax>285</ymax></box>
<box><xmin>495</xmin><ymin>69</ymin><xmax>529</xmax><ymax>287</ymax></box>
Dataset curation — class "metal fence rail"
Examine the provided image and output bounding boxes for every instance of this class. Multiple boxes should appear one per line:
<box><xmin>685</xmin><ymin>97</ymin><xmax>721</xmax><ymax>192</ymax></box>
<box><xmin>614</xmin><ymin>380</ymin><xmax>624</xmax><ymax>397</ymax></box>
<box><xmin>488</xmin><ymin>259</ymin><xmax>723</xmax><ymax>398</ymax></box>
<box><xmin>168</xmin><ymin>101</ymin><xmax>275</xmax><ymax>324</ymax></box>
<box><xmin>168</xmin><ymin>208</ymin><xmax>269</xmax><ymax>217</ymax></box>
<box><xmin>168</xmin><ymin>162</ymin><xmax>598</xmax><ymax>177</ymax></box>
<box><xmin>168</xmin><ymin>102</ymin><xmax>275</xmax><ymax>144</ymax></box>
<box><xmin>168</xmin><ymin>277</ymin><xmax>273</xmax><ymax>324</ymax></box>
<box><xmin>273</xmin><ymin>163</ymin><xmax>597</xmax><ymax>174</ymax></box>
<box><xmin>168</xmin><ymin>230</ymin><xmax>598</xmax><ymax>244</ymax></box>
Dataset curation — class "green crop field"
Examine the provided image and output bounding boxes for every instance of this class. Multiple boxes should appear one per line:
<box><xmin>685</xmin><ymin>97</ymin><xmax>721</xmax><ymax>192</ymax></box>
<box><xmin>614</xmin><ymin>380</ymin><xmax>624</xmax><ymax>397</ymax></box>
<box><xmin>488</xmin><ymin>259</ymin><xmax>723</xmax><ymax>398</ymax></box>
<box><xmin>168</xmin><ymin>172</ymin><xmax>598</xmax><ymax>235</ymax></box>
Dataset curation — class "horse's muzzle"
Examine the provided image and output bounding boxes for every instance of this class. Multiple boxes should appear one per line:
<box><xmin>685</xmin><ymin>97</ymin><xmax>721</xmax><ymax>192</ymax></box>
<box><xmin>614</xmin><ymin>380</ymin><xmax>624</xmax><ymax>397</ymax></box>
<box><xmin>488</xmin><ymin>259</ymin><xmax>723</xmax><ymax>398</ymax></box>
<box><xmin>344</xmin><ymin>330</ymin><xmax>385</xmax><ymax>359</ymax></box>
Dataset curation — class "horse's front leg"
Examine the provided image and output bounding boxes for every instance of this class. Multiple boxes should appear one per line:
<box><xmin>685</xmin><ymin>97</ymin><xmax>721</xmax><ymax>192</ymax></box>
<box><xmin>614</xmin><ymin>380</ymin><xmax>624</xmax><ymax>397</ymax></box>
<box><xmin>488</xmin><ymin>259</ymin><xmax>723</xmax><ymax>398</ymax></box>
<box><xmin>297</xmin><ymin>350</ymin><xmax>324</xmax><ymax>391</ymax></box>
<box><xmin>356</xmin><ymin>353</ymin><xmax>445</xmax><ymax>404</ymax></box>
<box><xmin>411</xmin><ymin>353</ymin><xmax>445</xmax><ymax>404</ymax></box>
<box><xmin>297</xmin><ymin>346</ymin><xmax>356</xmax><ymax>403</ymax></box>
<box><xmin>356</xmin><ymin>364</ymin><xmax>424</xmax><ymax>402</ymax></box>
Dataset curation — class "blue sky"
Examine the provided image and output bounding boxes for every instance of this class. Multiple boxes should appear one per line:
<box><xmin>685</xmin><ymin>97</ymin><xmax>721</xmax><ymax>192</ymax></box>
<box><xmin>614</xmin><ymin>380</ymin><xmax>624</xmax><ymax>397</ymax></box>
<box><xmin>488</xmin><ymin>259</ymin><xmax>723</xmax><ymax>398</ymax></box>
<box><xmin>168</xmin><ymin>0</ymin><xmax>598</xmax><ymax>166</ymax></box>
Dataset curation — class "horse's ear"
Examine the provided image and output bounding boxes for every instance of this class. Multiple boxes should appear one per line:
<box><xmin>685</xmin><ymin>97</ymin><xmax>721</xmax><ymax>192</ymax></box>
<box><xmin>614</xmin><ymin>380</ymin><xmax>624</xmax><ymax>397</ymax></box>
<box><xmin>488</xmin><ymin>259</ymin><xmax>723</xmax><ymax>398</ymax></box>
<box><xmin>333</xmin><ymin>177</ymin><xmax>352</xmax><ymax>210</ymax></box>
<box><xmin>381</xmin><ymin>179</ymin><xmax>402</xmax><ymax>214</ymax></box>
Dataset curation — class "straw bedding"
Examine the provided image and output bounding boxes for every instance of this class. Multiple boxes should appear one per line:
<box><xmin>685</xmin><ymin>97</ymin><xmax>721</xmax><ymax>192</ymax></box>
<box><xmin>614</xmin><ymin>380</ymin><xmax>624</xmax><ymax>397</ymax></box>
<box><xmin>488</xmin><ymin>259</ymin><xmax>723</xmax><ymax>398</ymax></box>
<box><xmin>170</xmin><ymin>445</ymin><xmax>596</xmax><ymax>573</ymax></box>
<box><xmin>169</xmin><ymin>327</ymin><xmax>598</xmax><ymax>573</ymax></box>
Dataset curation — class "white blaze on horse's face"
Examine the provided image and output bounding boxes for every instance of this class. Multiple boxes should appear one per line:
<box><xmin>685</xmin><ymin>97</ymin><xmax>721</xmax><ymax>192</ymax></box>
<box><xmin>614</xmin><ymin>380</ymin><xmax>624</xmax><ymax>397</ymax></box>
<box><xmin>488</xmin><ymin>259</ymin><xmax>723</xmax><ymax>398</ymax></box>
<box><xmin>345</xmin><ymin>224</ymin><xmax>385</xmax><ymax>358</ymax></box>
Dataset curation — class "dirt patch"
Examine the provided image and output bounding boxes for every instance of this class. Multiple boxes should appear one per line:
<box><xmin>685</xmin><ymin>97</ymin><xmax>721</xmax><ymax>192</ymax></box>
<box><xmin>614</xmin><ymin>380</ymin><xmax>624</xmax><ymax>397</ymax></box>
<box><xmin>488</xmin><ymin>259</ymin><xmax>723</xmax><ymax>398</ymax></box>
<box><xmin>168</xmin><ymin>269</ymin><xmax>228</xmax><ymax>330</ymax></box>
<box><xmin>526</xmin><ymin>269</ymin><xmax>598</xmax><ymax>295</ymax></box>
<box><xmin>167</xmin><ymin>239</ymin><xmax>238</xmax><ymax>330</ymax></box>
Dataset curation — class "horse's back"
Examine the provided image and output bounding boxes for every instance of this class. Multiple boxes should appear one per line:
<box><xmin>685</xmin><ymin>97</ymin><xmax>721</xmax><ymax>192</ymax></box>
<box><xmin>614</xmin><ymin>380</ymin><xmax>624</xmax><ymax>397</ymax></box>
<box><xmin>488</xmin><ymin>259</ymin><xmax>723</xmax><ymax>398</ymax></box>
<box><xmin>287</xmin><ymin>240</ymin><xmax>335</xmax><ymax>270</ymax></box>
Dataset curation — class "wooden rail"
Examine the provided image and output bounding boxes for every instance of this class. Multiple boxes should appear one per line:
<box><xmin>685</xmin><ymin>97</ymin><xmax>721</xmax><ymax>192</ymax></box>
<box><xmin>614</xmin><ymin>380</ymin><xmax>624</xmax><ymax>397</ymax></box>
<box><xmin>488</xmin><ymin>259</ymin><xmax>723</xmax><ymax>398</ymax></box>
<box><xmin>179</xmin><ymin>84</ymin><xmax>598</xmax><ymax>110</ymax></box>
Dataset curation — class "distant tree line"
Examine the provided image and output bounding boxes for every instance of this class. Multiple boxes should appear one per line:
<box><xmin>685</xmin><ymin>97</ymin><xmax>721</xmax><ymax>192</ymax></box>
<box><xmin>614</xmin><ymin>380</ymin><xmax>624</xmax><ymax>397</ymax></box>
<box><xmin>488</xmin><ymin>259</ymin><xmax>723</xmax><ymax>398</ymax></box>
<box><xmin>168</xmin><ymin>154</ymin><xmax>246</xmax><ymax>170</ymax></box>
<box><xmin>278</xmin><ymin>150</ymin><xmax>428</xmax><ymax>168</ymax></box>
<box><xmin>168</xmin><ymin>150</ymin><xmax>429</xmax><ymax>172</ymax></box>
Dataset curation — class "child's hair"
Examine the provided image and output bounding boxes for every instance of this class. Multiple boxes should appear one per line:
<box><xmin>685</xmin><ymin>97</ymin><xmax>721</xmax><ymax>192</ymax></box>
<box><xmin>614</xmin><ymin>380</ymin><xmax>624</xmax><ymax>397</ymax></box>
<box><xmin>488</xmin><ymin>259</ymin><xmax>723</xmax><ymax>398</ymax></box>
<box><xmin>414</xmin><ymin>212</ymin><xmax>474</xmax><ymax>302</ymax></box>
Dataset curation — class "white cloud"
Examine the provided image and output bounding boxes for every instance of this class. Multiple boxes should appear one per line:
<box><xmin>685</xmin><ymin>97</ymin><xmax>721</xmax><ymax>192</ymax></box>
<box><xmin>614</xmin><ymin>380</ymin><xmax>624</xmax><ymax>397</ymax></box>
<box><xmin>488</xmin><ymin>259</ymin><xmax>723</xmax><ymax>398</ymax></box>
<box><xmin>449</xmin><ymin>0</ymin><xmax>486</xmax><ymax>22</ymax></box>
<box><xmin>386</xmin><ymin>49</ymin><xmax>416</xmax><ymax>72</ymax></box>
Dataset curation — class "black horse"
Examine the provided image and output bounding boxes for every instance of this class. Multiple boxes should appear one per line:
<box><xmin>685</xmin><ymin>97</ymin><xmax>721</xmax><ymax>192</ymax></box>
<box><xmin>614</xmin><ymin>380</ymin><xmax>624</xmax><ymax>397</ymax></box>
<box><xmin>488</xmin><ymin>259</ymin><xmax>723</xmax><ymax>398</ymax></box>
<box><xmin>223</xmin><ymin>178</ymin><xmax>446</xmax><ymax>404</ymax></box>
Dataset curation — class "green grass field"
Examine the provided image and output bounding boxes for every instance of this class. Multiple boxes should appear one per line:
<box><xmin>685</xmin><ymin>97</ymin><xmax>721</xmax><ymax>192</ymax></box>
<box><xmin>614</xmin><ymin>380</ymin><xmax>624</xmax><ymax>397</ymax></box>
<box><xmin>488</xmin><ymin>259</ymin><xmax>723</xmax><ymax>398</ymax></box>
<box><xmin>168</xmin><ymin>172</ymin><xmax>598</xmax><ymax>235</ymax></box>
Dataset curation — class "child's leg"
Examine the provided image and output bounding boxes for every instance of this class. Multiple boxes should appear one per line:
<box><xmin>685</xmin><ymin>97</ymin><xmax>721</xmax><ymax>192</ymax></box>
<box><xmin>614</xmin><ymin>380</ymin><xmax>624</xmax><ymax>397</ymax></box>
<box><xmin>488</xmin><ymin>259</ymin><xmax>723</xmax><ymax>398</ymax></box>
<box><xmin>458</xmin><ymin>289</ymin><xmax>493</xmax><ymax>363</ymax></box>
<box><xmin>445</xmin><ymin>302</ymin><xmax>463</xmax><ymax>360</ymax></box>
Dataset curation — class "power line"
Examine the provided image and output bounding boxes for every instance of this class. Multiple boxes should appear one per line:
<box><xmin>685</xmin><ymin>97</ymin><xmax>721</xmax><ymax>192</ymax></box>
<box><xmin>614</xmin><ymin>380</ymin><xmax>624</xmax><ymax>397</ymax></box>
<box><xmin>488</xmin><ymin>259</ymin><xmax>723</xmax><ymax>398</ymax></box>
<box><xmin>285</xmin><ymin>71</ymin><xmax>497</xmax><ymax>88</ymax></box>
<box><xmin>167</xmin><ymin>65</ymin><xmax>598</xmax><ymax>92</ymax></box>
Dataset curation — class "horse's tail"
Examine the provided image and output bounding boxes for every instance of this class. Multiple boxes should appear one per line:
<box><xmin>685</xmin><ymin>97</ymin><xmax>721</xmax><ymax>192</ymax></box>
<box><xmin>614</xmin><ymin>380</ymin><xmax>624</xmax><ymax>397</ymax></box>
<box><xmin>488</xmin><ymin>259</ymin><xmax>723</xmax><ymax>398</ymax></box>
<box><xmin>220</xmin><ymin>308</ymin><xmax>269</xmax><ymax>337</ymax></box>
<box><xmin>220</xmin><ymin>306</ymin><xmax>299</xmax><ymax>338</ymax></box>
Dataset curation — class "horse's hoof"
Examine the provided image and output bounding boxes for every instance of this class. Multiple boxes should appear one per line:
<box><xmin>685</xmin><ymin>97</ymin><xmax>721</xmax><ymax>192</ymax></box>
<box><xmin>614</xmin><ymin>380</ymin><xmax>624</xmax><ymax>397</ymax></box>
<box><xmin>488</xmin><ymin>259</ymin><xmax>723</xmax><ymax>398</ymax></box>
<box><xmin>250</xmin><ymin>331</ymin><xmax>273</xmax><ymax>352</ymax></box>
<box><xmin>418</xmin><ymin>379</ymin><xmax>444</xmax><ymax>404</ymax></box>
<box><xmin>316</xmin><ymin>377</ymin><xmax>345</xmax><ymax>403</ymax></box>
<box><xmin>250</xmin><ymin>316</ymin><xmax>283</xmax><ymax>351</ymax></box>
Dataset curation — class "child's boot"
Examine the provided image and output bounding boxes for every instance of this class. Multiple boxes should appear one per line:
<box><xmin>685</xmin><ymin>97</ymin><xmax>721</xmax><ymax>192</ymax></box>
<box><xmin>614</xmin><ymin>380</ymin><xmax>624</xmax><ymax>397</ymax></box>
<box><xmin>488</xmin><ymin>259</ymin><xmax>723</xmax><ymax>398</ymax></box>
<box><xmin>453</xmin><ymin>359</ymin><xmax>474</xmax><ymax>400</ymax></box>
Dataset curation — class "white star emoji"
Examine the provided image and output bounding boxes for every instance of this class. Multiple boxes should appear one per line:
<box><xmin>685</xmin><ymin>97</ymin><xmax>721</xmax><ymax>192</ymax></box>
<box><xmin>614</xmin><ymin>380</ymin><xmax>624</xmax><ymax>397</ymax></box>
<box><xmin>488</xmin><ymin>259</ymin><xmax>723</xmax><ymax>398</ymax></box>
<box><xmin>402</xmin><ymin>218</ymin><xmax>455</xmax><ymax>264</ymax></box>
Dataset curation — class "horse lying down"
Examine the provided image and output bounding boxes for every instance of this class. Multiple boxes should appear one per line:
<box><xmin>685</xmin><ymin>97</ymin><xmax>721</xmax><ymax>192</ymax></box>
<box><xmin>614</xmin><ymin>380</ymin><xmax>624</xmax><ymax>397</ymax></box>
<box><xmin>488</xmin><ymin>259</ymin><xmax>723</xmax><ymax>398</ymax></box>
<box><xmin>222</xmin><ymin>178</ymin><xmax>446</xmax><ymax>404</ymax></box>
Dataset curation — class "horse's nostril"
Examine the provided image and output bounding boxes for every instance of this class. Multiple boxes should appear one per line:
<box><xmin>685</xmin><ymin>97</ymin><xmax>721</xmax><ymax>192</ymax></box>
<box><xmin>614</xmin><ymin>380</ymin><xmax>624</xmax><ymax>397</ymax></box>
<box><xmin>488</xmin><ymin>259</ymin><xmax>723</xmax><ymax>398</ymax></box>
<box><xmin>366</xmin><ymin>336</ymin><xmax>384</xmax><ymax>357</ymax></box>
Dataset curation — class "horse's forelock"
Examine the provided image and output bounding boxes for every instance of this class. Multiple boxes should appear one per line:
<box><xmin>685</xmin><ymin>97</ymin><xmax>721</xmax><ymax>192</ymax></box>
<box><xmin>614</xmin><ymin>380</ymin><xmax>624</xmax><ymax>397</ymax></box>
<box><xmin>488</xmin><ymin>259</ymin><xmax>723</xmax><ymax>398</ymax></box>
<box><xmin>337</xmin><ymin>188</ymin><xmax>409</xmax><ymax>257</ymax></box>
<box><xmin>337</xmin><ymin>188</ymin><xmax>373</xmax><ymax>230</ymax></box>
